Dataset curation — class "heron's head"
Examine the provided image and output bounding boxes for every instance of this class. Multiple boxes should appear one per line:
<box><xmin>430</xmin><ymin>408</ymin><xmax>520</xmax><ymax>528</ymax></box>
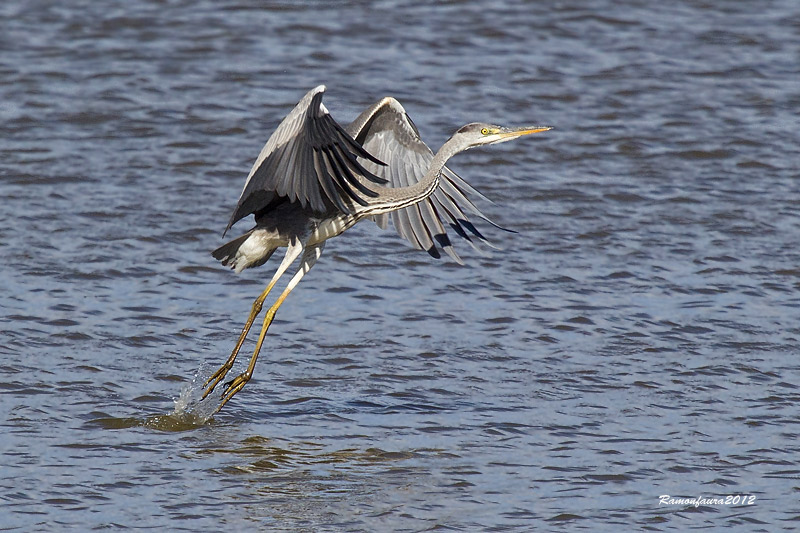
<box><xmin>452</xmin><ymin>122</ymin><xmax>553</xmax><ymax>150</ymax></box>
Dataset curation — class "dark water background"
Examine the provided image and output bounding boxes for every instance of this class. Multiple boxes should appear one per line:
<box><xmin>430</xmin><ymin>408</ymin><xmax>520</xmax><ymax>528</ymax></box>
<box><xmin>2</xmin><ymin>0</ymin><xmax>800</xmax><ymax>531</ymax></box>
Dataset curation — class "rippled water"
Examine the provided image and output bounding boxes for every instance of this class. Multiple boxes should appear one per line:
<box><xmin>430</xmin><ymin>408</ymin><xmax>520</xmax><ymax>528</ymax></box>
<box><xmin>2</xmin><ymin>0</ymin><xmax>800</xmax><ymax>530</ymax></box>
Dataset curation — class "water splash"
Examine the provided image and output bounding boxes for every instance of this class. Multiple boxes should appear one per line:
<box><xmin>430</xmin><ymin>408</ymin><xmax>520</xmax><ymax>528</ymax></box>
<box><xmin>87</xmin><ymin>365</ymin><xmax>226</xmax><ymax>432</ymax></box>
<box><xmin>167</xmin><ymin>363</ymin><xmax>225</xmax><ymax>425</ymax></box>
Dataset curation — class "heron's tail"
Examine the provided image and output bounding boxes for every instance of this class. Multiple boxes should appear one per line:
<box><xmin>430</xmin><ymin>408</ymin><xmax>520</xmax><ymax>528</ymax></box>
<box><xmin>212</xmin><ymin>230</ymin><xmax>276</xmax><ymax>273</ymax></box>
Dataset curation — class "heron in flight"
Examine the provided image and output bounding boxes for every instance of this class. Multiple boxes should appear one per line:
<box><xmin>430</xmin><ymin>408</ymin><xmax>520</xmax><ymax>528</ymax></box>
<box><xmin>202</xmin><ymin>85</ymin><xmax>551</xmax><ymax>410</ymax></box>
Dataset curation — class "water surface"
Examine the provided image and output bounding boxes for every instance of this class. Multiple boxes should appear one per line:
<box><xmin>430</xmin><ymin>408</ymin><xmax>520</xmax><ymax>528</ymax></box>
<box><xmin>2</xmin><ymin>0</ymin><xmax>799</xmax><ymax>530</ymax></box>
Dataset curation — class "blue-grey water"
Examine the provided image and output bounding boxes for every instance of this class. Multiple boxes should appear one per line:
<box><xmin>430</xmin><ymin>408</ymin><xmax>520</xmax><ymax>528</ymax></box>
<box><xmin>2</xmin><ymin>1</ymin><xmax>799</xmax><ymax>531</ymax></box>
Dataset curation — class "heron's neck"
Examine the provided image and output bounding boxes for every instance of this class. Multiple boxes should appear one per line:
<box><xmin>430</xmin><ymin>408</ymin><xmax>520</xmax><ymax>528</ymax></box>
<box><xmin>357</xmin><ymin>136</ymin><xmax>462</xmax><ymax>215</ymax></box>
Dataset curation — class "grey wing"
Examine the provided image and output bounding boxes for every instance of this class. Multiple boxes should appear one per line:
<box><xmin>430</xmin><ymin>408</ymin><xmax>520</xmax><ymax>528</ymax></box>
<box><xmin>347</xmin><ymin>97</ymin><xmax>506</xmax><ymax>264</ymax></box>
<box><xmin>225</xmin><ymin>85</ymin><xmax>386</xmax><ymax>234</ymax></box>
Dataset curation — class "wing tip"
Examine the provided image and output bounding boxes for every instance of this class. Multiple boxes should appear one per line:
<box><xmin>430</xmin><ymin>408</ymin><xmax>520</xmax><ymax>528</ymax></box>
<box><xmin>378</xmin><ymin>96</ymin><xmax>405</xmax><ymax>113</ymax></box>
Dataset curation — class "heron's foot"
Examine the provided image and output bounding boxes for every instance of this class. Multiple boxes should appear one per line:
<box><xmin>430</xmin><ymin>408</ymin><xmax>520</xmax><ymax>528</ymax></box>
<box><xmin>201</xmin><ymin>362</ymin><xmax>234</xmax><ymax>400</ymax></box>
<box><xmin>218</xmin><ymin>372</ymin><xmax>251</xmax><ymax>410</ymax></box>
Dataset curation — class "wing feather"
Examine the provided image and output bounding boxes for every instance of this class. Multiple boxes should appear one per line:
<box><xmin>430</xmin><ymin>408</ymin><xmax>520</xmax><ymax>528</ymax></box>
<box><xmin>224</xmin><ymin>86</ymin><xmax>385</xmax><ymax>234</ymax></box>
<box><xmin>347</xmin><ymin>97</ymin><xmax>508</xmax><ymax>262</ymax></box>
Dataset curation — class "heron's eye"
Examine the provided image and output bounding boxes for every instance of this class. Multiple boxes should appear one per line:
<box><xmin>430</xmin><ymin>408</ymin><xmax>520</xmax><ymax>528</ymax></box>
<box><xmin>481</xmin><ymin>128</ymin><xmax>489</xmax><ymax>135</ymax></box>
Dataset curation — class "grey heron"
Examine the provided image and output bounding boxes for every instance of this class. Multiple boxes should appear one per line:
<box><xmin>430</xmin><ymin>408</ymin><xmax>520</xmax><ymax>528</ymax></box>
<box><xmin>203</xmin><ymin>85</ymin><xmax>551</xmax><ymax>410</ymax></box>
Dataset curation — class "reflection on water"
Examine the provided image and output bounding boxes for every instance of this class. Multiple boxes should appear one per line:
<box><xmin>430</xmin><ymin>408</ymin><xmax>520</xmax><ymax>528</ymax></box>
<box><xmin>2</xmin><ymin>0</ymin><xmax>800</xmax><ymax>530</ymax></box>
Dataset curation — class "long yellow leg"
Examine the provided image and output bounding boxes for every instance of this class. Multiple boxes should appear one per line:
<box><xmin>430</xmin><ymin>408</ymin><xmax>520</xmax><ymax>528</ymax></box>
<box><xmin>201</xmin><ymin>281</ymin><xmax>273</xmax><ymax>399</ymax></box>
<box><xmin>202</xmin><ymin>238</ymin><xmax>305</xmax><ymax>399</ymax></box>
<box><xmin>217</xmin><ymin>243</ymin><xmax>324</xmax><ymax>410</ymax></box>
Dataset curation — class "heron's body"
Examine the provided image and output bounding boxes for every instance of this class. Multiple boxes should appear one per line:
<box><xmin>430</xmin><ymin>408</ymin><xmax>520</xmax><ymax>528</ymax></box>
<box><xmin>213</xmin><ymin>202</ymin><xmax>351</xmax><ymax>273</ymax></box>
<box><xmin>203</xmin><ymin>85</ymin><xmax>551</xmax><ymax>411</ymax></box>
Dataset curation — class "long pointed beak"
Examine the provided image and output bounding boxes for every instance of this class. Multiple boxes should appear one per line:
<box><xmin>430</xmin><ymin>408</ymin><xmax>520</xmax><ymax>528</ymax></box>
<box><xmin>499</xmin><ymin>125</ymin><xmax>553</xmax><ymax>138</ymax></box>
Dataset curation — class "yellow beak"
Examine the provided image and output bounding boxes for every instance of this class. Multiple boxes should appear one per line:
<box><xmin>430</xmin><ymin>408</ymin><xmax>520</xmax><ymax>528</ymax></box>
<box><xmin>499</xmin><ymin>126</ymin><xmax>553</xmax><ymax>138</ymax></box>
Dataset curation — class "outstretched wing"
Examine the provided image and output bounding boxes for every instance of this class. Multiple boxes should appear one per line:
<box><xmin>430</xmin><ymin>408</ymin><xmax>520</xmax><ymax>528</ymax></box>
<box><xmin>347</xmin><ymin>97</ymin><xmax>507</xmax><ymax>264</ymax></box>
<box><xmin>225</xmin><ymin>85</ymin><xmax>386</xmax><ymax>234</ymax></box>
